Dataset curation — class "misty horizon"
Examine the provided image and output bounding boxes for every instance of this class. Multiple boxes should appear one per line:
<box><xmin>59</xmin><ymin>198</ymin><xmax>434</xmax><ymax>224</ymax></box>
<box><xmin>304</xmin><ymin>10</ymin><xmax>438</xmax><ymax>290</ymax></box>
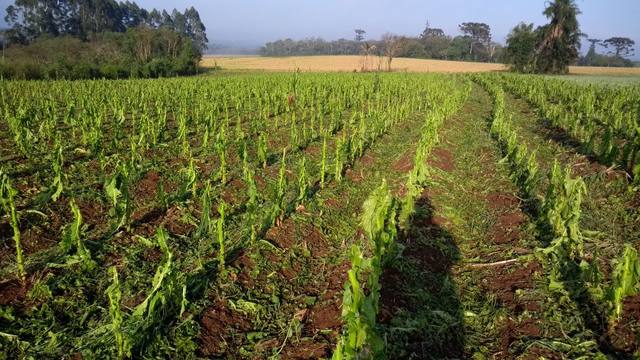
<box><xmin>2</xmin><ymin>0</ymin><xmax>638</xmax><ymax>59</ymax></box>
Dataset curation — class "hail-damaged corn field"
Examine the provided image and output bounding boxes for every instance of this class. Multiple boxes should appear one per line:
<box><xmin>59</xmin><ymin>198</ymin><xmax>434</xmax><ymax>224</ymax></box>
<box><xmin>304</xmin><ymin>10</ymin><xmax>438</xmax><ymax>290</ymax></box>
<box><xmin>0</xmin><ymin>72</ymin><xmax>639</xmax><ymax>359</ymax></box>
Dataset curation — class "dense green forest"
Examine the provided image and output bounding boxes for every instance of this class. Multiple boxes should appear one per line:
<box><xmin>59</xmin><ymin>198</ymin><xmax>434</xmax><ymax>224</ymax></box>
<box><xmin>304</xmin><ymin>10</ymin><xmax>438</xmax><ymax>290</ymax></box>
<box><xmin>0</xmin><ymin>0</ymin><xmax>208</xmax><ymax>79</ymax></box>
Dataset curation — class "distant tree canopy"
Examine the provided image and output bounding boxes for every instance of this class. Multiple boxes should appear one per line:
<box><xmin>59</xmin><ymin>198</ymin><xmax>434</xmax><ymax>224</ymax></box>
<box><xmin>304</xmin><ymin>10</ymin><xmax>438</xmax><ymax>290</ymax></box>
<box><xmin>603</xmin><ymin>37</ymin><xmax>635</xmax><ymax>58</ymax></box>
<box><xmin>260</xmin><ymin>22</ymin><xmax>504</xmax><ymax>63</ymax></box>
<box><xmin>505</xmin><ymin>23</ymin><xmax>538</xmax><ymax>73</ymax></box>
<box><xmin>1</xmin><ymin>0</ymin><xmax>209</xmax><ymax>79</ymax></box>
<box><xmin>4</xmin><ymin>1</ymin><xmax>208</xmax><ymax>51</ymax></box>
<box><xmin>579</xmin><ymin>37</ymin><xmax>635</xmax><ymax>67</ymax></box>
<box><xmin>504</xmin><ymin>0</ymin><xmax>581</xmax><ymax>73</ymax></box>
<box><xmin>505</xmin><ymin>0</ymin><xmax>636</xmax><ymax>73</ymax></box>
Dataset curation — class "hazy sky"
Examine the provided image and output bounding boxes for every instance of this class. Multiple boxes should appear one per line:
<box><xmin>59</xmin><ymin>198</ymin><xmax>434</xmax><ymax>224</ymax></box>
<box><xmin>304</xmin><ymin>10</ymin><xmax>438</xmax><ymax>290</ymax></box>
<box><xmin>1</xmin><ymin>0</ymin><xmax>639</xmax><ymax>54</ymax></box>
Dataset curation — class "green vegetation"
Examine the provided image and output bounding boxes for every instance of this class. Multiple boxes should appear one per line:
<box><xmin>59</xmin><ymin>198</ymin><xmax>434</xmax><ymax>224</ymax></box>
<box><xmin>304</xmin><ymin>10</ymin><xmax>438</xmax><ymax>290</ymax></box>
<box><xmin>1</xmin><ymin>0</ymin><xmax>207</xmax><ymax>80</ymax></box>
<box><xmin>1</xmin><ymin>70</ymin><xmax>639</xmax><ymax>359</ymax></box>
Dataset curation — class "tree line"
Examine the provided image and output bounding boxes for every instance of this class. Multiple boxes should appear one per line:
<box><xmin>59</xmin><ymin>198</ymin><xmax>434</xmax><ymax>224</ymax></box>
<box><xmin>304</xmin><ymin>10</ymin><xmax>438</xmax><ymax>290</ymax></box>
<box><xmin>1</xmin><ymin>0</ymin><xmax>209</xmax><ymax>80</ymax></box>
<box><xmin>262</xmin><ymin>0</ymin><xmax>635</xmax><ymax>74</ymax></box>
<box><xmin>502</xmin><ymin>0</ymin><xmax>634</xmax><ymax>73</ymax></box>
<box><xmin>261</xmin><ymin>22</ymin><xmax>505</xmax><ymax>63</ymax></box>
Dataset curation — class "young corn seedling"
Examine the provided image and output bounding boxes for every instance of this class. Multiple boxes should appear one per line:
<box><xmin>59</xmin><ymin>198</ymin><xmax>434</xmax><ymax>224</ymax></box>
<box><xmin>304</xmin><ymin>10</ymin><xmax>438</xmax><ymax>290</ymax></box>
<box><xmin>0</xmin><ymin>171</ymin><xmax>25</xmax><ymax>282</ymax></box>
<box><xmin>60</xmin><ymin>200</ymin><xmax>95</xmax><ymax>271</ymax></box>
<box><xmin>106</xmin><ymin>266</ymin><xmax>130</xmax><ymax>359</ymax></box>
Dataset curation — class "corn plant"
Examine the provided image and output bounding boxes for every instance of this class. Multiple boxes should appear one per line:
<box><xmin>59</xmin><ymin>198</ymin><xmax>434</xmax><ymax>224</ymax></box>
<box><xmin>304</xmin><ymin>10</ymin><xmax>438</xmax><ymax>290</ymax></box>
<box><xmin>607</xmin><ymin>244</ymin><xmax>640</xmax><ymax>323</ymax></box>
<box><xmin>0</xmin><ymin>171</ymin><xmax>25</xmax><ymax>282</ymax></box>
<box><xmin>60</xmin><ymin>200</ymin><xmax>95</xmax><ymax>271</ymax></box>
<box><xmin>133</xmin><ymin>227</ymin><xmax>175</xmax><ymax>318</ymax></box>
<box><xmin>106</xmin><ymin>266</ymin><xmax>130</xmax><ymax>359</ymax></box>
<box><xmin>196</xmin><ymin>181</ymin><xmax>213</xmax><ymax>239</ymax></box>
<box><xmin>361</xmin><ymin>180</ymin><xmax>398</xmax><ymax>265</ymax></box>
<box><xmin>215</xmin><ymin>133</ymin><xmax>227</xmax><ymax>184</ymax></box>
<box><xmin>335</xmin><ymin>180</ymin><xmax>397</xmax><ymax>359</ymax></box>
<box><xmin>297</xmin><ymin>156</ymin><xmax>308</xmax><ymax>203</ymax></box>
<box><xmin>104</xmin><ymin>162</ymin><xmax>132</xmax><ymax>232</ymax></box>
<box><xmin>50</xmin><ymin>140</ymin><xmax>65</xmax><ymax>202</ymax></box>
<box><xmin>542</xmin><ymin>161</ymin><xmax>587</xmax><ymax>260</ymax></box>
<box><xmin>272</xmin><ymin>148</ymin><xmax>288</xmax><ymax>224</ymax></box>
<box><xmin>257</xmin><ymin>132</ymin><xmax>268</xmax><ymax>168</ymax></box>
<box><xmin>216</xmin><ymin>201</ymin><xmax>226</xmax><ymax>274</ymax></box>
<box><xmin>240</xmin><ymin>143</ymin><xmax>259</xmax><ymax>211</ymax></box>
<box><xmin>334</xmin><ymin>245</ymin><xmax>382</xmax><ymax>360</ymax></box>
<box><xmin>334</xmin><ymin>135</ymin><xmax>344</xmax><ymax>183</ymax></box>
<box><xmin>320</xmin><ymin>134</ymin><xmax>328</xmax><ymax>189</ymax></box>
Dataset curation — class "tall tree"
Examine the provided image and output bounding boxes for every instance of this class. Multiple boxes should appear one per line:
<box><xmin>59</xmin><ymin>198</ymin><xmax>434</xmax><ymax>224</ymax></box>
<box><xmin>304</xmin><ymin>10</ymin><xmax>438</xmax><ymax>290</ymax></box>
<box><xmin>505</xmin><ymin>22</ymin><xmax>537</xmax><ymax>73</ymax></box>
<box><xmin>354</xmin><ymin>29</ymin><xmax>366</xmax><ymax>42</ymax></box>
<box><xmin>5</xmin><ymin>0</ymin><xmax>66</xmax><ymax>42</ymax></box>
<box><xmin>458</xmin><ymin>22</ymin><xmax>491</xmax><ymax>61</ymax></box>
<box><xmin>582</xmin><ymin>38</ymin><xmax>601</xmax><ymax>65</ymax></box>
<box><xmin>603</xmin><ymin>37</ymin><xmax>635</xmax><ymax>59</ymax></box>
<box><xmin>184</xmin><ymin>6</ymin><xmax>208</xmax><ymax>51</ymax></box>
<box><xmin>381</xmin><ymin>33</ymin><xmax>406</xmax><ymax>71</ymax></box>
<box><xmin>420</xmin><ymin>21</ymin><xmax>450</xmax><ymax>59</ymax></box>
<box><xmin>535</xmin><ymin>0</ymin><xmax>582</xmax><ymax>74</ymax></box>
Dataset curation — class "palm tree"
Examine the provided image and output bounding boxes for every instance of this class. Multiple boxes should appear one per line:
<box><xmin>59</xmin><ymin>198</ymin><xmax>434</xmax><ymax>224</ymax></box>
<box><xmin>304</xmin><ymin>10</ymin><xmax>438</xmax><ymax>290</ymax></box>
<box><xmin>536</xmin><ymin>0</ymin><xmax>582</xmax><ymax>74</ymax></box>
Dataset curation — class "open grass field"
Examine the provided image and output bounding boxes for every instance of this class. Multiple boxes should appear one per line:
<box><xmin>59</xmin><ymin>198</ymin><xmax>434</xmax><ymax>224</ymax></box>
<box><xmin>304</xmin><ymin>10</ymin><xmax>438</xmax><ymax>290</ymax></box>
<box><xmin>203</xmin><ymin>55</ymin><xmax>640</xmax><ymax>77</ymax></box>
<box><xmin>1</xmin><ymin>70</ymin><xmax>640</xmax><ymax>359</ymax></box>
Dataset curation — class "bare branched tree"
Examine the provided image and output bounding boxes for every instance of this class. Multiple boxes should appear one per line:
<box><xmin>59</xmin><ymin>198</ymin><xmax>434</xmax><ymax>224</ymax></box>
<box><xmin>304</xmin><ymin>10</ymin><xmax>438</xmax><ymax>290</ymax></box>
<box><xmin>381</xmin><ymin>33</ymin><xmax>406</xmax><ymax>72</ymax></box>
<box><xmin>360</xmin><ymin>41</ymin><xmax>377</xmax><ymax>72</ymax></box>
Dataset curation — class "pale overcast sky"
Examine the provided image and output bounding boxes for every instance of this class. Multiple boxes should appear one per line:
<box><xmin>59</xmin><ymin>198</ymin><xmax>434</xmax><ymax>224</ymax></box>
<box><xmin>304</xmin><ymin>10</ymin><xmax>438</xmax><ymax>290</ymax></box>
<box><xmin>1</xmin><ymin>0</ymin><xmax>638</xmax><ymax>55</ymax></box>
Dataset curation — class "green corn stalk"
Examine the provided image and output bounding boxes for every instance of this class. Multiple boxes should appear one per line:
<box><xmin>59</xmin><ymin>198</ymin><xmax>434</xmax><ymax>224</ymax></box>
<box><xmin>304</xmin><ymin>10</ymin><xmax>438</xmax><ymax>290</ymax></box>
<box><xmin>274</xmin><ymin>148</ymin><xmax>288</xmax><ymax>222</ymax></box>
<box><xmin>320</xmin><ymin>134</ymin><xmax>327</xmax><ymax>189</ymax></box>
<box><xmin>177</xmin><ymin>112</ymin><xmax>189</xmax><ymax>156</ymax></box>
<box><xmin>197</xmin><ymin>181</ymin><xmax>213</xmax><ymax>239</ymax></box>
<box><xmin>543</xmin><ymin>161</ymin><xmax>587</xmax><ymax>259</ymax></box>
<box><xmin>216</xmin><ymin>136</ymin><xmax>227</xmax><ymax>184</ymax></box>
<box><xmin>290</xmin><ymin>113</ymin><xmax>298</xmax><ymax>149</ymax></box>
<box><xmin>607</xmin><ymin>244</ymin><xmax>640</xmax><ymax>323</ymax></box>
<box><xmin>106</xmin><ymin>266</ymin><xmax>130</xmax><ymax>359</ymax></box>
<box><xmin>133</xmin><ymin>227</ymin><xmax>173</xmax><ymax>318</ymax></box>
<box><xmin>335</xmin><ymin>181</ymin><xmax>397</xmax><ymax>359</ymax></box>
<box><xmin>60</xmin><ymin>199</ymin><xmax>95</xmax><ymax>271</ymax></box>
<box><xmin>334</xmin><ymin>136</ymin><xmax>343</xmax><ymax>183</ymax></box>
<box><xmin>0</xmin><ymin>171</ymin><xmax>25</xmax><ymax>282</ymax></box>
<box><xmin>297</xmin><ymin>156</ymin><xmax>307</xmax><ymax>203</ymax></box>
<box><xmin>178</xmin><ymin>158</ymin><xmax>198</xmax><ymax>200</ymax></box>
<box><xmin>201</xmin><ymin>124</ymin><xmax>210</xmax><ymax>149</ymax></box>
<box><xmin>104</xmin><ymin>162</ymin><xmax>131</xmax><ymax>232</ymax></box>
<box><xmin>50</xmin><ymin>140</ymin><xmax>65</xmax><ymax>202</ymax></box>
<box><xmin>257</xmin><ymin>132</ymin><xmax>268</xmax><ymax>168</ymax></box>
<box><xmin>217</xmin><ymin>201</ymin><xmax>226</xmax><ymax>274</ymax></box>
<box><xmin>244</xmin><ymin>153</ymin><xmax>258</xmax><ymax>210</ymax></box>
